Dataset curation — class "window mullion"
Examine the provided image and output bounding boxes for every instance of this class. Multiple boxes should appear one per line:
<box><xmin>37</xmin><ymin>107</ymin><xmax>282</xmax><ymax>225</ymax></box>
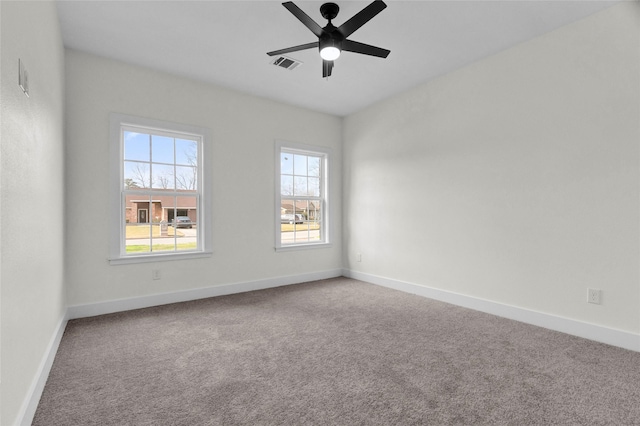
<box><xmin>173</xmin><ymin>196</ymin><xmax>178</xmax><ymax>251</ymax></box>
<box><xmin>148</xmin><ymin>194</ymin><xmax>154</xmax><ymax>252</ymax></box>
<box><xmin>148</xmin><ymin>133</ymin><xmax>153</xmax><ymax>190</ymax></box>
<box><xmin>121</xmin><ymin>193</ymin><xmax>126</xmax><ymax>256</ymax></box>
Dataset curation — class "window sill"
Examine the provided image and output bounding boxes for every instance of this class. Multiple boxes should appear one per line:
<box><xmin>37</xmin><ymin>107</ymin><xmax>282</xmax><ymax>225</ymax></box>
<box><xmin>109</xmin><ymin>250</ymin><xmax>213</xmax><ymax>265</ymax></box>
<box><xmin>275</xmin><ymin>243</ymin><xmax>332</xmax><ymax>252</ymax></box>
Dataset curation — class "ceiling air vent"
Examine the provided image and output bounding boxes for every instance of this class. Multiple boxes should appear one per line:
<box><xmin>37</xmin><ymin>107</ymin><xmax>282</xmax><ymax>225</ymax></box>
<box><xmin>271</xmin><ymin>56</ymin><xmax>302</xmax><ymax>71</ymax></box>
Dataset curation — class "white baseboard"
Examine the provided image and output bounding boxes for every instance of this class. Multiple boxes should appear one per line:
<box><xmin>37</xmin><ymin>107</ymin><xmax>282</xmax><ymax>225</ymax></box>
<box><xmin>67</xmin><ymin>269</ymin><xmax>344</xmax><ymax>320</ymax></box>
<box><xmin>345</xmin><ymin>269</ymin><xmax>640</xmax><ymax>353</ymax></box>
<box><xmin>17</xmin><ymin>313</ymin><xmax>68</xmax><ymax>426</ymax></box>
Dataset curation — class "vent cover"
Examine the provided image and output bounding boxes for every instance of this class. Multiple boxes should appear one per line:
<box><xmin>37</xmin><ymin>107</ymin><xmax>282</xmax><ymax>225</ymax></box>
<box><xmin>271</xmin><ymin>56</ymin><xmax>302</xmax><ymax>70</ymax></box>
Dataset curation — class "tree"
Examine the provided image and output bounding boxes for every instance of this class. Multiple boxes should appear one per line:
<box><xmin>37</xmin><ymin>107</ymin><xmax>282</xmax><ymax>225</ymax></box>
<box><xmin>130</xmin><ymin>164</ymin><xmax>150</xmax><ymax>188</ymax></box>
<box><xmin>176</xmin><ymin>146</ymin><xmax>197</xmax><ymax>190</ymax></box>
<box><xmin>154</xmin><ymin>172</ymin><xmax>172</xmax><ymax>189</ymax></box>
<box><xmin>124</xmin><ymin>178</ymin><xmax>139</xmax><ymax>189</ymax></box>
<box><xmin>175</xmin><ymin>169</ymin><xmax>196</xmax><ymax>190</ymax></box>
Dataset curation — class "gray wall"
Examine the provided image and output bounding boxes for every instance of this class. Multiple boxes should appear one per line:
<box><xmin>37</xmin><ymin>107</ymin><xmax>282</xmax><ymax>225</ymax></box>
<box><xmin>64</xmin><ymin>50</ymin><xmax>343</xmax><ymax>307</ymax></box>
<box><xmin>0</xmin><ymin>1</ymin><xmax>66</xmax><ymax>425</ymax></box>
<box><xmin>344</xmin><ymin>2</ymin><xmax>640</xmax><ymax>334</ymax></box>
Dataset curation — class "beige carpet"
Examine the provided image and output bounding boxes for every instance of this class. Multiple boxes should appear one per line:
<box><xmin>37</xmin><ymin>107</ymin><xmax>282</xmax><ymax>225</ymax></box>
<box><xmin>33</xmin><ymin>277</ymin><xmax>640</xmax><ymax>425</ymax></box>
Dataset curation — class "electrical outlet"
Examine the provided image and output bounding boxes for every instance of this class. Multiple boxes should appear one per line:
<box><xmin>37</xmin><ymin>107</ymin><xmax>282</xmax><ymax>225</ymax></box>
<box><xmin>357</xmin><ymin>253</ymin><xmax>362</xmax><ymax>262</ymax></box>
<box><xmin>587</xmin><ymin>288</ymin><xmax>601</xmax><ymax>304</ymax></box>
<box><xmin>152</xmin><ymin>269</ymin><xmax>161</xmax><ymax>280</ymax></box>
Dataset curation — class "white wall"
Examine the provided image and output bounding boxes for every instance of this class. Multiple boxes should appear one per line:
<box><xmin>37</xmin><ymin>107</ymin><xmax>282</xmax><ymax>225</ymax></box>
<box><xmin>64</xmin><ymin>50</ymin><xmax>343</xmax><ymax>307</ymax></box>
<box><xmin>0</xmin><ymin>1</ymin><xmax>66</xmax><ymax>425</ymax></box>
<box><xmin>344</xmin><ymin>2</ymin><xmax>640</xmax><ymax>335</ymax></box>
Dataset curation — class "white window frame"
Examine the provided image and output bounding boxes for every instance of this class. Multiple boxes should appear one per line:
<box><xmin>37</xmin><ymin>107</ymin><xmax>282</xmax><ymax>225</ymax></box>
<box><xmin>275</xmin><ymin>141</ymin><xmax>331</xmax><ymax>251</ymax></box>
<box><xmin>109</xmin><ymin>113</ymin><xmax>212</xmax><ymax>265</ymax></box>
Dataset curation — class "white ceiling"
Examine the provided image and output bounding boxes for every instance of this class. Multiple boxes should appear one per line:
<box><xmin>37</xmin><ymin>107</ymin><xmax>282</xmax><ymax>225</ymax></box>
<box><xmin>55</xmin><ymin>0</ymin><xmax>616</xmax><ymax>117</ymax></box>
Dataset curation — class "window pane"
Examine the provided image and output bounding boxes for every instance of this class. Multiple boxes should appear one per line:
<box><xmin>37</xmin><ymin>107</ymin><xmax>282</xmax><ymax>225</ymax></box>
<box><xmin>306</xmin><ymin>199</ymin><xmax>322</xmax><ymax>243</ymax></box>
<box><xmin>281</xmin><ymin>175</ymin><xmax>293</xmax><ymax>196</ymax></box>
<box><xmin>308</xmin><ymin>199</ymin><xmax>321</xmax><ymax>220</ymax></box>
<box><xmin>153</xmin><ymin>208</ymin><xmax>177</xmax><ymax>252</ymax></box>
<box><xmin>172</xmin><ymin>196</ymin><xmax>197</xmax><ymax>252</ymax></box>
<box><xmin>152</xmin><ymin>135</ymin><xmax>174</xmax><ymax>164</ymax></box>
<box><xmin>152</xmin><ymin>164</ymin><xmax>175</xmax><ymax>189</ymax></box>
<box><xmin>125</xmin><ymin>223</ymin><xmax>152</xmax><ymax>254</ymax></box>
<box><xmin>308</xmin><ymin>156</ymin><xmax>321</xmax><ymax>177</ymax></box>
<box><xmin>153</xmin><ymin>238</ymin><xmax>176</xmax><ymax>252</ymax></box>
<box><xmin>281</xmin><ymin>226</ymin><xmax>296</xmax><ymax>244</ymax></box>
<box><xmin>176</xmin><ymin>139</ymin><xmax>197</xmax><ymax>166</ymax></box>
<box><xmin>175</xmin><ymin>196</ymin><xmax>197</xmax><ymax>218</ymax></box>
<box><xmin>280</xmin><ymin>199</ymin><xmax>296</xmax><ymax>243</ymax></box>
<box><xmin>123</xmin><ymin>194</ymin><xmax>198</xmax><ymax>254</ymax></box>
<box><xmin>308</xmin><ymin>177</ymin><xmax>320</xmax><ymax>197</ymax></box>
<box><xmin>124</xmin><ymin>193</ymin><xmax>149</xmax><ymax>254</ymax></box>
<box><xmin>281</xmin><ymin>152</ymin><xmax>293</xmax><ymax>175</ymax></box>
<box><xmin>293</xmin><ymin>176</ymin><xmax>307</xmax><ymax>196</ymax></box>
<box><xmin>172</xmin><ymin>229</ymin><xmax>197</xmax><ymax>251</ymax></box>
<box><xmin>280</xmin><ymin>198</ymin><xmax>323</xmax><ymax>245</ymax></box>
<box><xmin>281</xmin><ymin>199</ymin><xmax>294</xmax><ymax>216</ymax></box>
<box><xmin>124</xmin><ymin>161</ymin><xmax>151</xmax><ymax>188</ymax></box>
<box><xmin>293</xmin><ymin>154</ymin><xmax>307</xmax><ymax>176</ymax></box>
<box><xmin>124</xmin><ymin>132</ymin><xmax>149</xmax><ymax>162</ymax></box>
<box><xmin>175</xmin><ymin>166</ymin><xmax>197</xmax><ymax>190</ymax></box>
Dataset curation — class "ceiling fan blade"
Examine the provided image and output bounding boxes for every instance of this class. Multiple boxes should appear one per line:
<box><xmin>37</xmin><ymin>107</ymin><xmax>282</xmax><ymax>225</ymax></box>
<box><xmin>322</xmin><ymin>60</ymin><xmax>334</xmax><ymax>78</ymax></box>
<box><xmin>267</xmin><ymin>42</ymin><xmax>319</xmax><ymax>57</ymax></box>
<box><xmin>282</xmin><ymin>2</ymin><xmax>324</xmax><ymax>38</ymax></box>
<box><xmin>342</xmin><ymin>40</ymin><xmax>390</xmax><ymax>58</ymax></box>
<box><xmin>337</xmin><ymin>0</ymin><xmax>387</xmax><ymax>39</ymax></box>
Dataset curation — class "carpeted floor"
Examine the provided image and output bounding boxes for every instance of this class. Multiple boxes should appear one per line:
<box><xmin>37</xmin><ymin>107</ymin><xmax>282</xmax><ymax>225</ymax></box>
<box><xmin>33</xmin><ymin>278</ymin><xmax>640</xmax><ymax>425</ymax></box>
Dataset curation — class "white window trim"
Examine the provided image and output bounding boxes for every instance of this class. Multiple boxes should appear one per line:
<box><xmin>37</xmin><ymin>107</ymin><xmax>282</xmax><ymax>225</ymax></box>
<box><xmin>275</xmin><ymin>140</ymin><xmax>332</xmax><ymax>251</ymax></box>
<box><xmin>109</xmin><ymin>113</ymin><xmax>213</xmax><ymax>265</ymax></box>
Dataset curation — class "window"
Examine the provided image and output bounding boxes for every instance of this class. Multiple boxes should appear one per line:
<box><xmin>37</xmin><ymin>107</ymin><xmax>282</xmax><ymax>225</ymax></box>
<box><xmin>110</xmin><ymin>114</ymin><xmax>212</xmax><ymax>264</ymax></box>
<box><xmin>276</xmin><ymin>141</ymin><xmax>330</xmax><ymax>250</ymax></box>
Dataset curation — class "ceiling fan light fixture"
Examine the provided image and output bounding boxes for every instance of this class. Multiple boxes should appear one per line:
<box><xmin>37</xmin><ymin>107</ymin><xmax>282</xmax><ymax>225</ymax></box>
<box><xmin>320</xmin><ymin>46</ymin><xmax>341</xmax><ymax>61</ymax></box>
<box><xmin>319</xmin><ymin>35</ymin><xmax>342</xmax><ymax>61</ymax></box>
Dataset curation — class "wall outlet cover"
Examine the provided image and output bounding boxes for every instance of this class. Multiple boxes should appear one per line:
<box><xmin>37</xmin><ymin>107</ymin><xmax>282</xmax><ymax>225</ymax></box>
<box><xmin>587</xmin><ymin>288</ymin><xmax>601</xmax><ymax>304</ymax></box>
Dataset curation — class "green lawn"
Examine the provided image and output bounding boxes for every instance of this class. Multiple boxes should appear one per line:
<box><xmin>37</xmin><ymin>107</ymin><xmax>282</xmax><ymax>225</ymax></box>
<box><xmin>281</xmin><ymin>223</ymin><xmax>321</xmax><ymax>232</ymax></box>
<box><xmin>125</xmin><ymin>224</ymin><xmax>183</xmax><ymax>238</ymax></box>
<box><xmin>126</xmin><ymin>242</ymin><xmax>198</xmax><ymax>253</ymax></box>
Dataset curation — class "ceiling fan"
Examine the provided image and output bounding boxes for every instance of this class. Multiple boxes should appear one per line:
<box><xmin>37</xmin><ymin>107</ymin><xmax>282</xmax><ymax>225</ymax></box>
<box><xmin>267</xmin><ymin>0</ymin><xmax>390</xmax><ymax>78</ymax></box>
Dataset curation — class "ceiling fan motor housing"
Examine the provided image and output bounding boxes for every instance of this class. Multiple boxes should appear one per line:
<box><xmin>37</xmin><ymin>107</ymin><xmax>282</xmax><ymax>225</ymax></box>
<box><xmin>320</xmin><ymin>3</ymin><xmax>340</xmax><ymax>21</ymax></box>
<box><xmin>319</xmin><ymin>24</ymin><xmax>343</xmax><ymax>54</ymax></box>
